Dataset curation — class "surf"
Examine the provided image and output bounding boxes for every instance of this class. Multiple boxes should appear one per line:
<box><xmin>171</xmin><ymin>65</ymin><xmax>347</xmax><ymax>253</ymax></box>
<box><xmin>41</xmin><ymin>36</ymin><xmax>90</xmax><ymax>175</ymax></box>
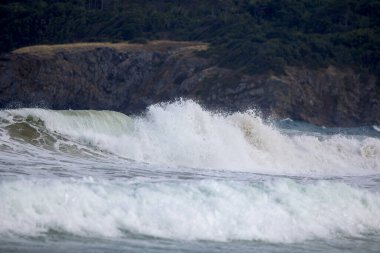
<box><xmin>0</xmin><ymin>100</ymin><xmax>379</xmax><ymax>176</ymax></box>
<box><xmin>1</xmin><ymin>177</ymin><xmax>380</xmax><ymax>243</ymax></box>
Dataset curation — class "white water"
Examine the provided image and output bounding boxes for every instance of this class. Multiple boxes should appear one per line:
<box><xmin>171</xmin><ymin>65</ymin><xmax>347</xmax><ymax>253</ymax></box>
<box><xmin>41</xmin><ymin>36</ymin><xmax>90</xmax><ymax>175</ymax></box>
<box><xmin>1</xmin><ymin>100</ymin><xmax>379</xmax><ymax>176</ymax></box>
<box><xmin>1</xmin><ymin>100</ymin><xmax>380</xmax><ymax>251</ymax></box>
<box><xmin>1</xmin><ymin>178</ymin><xmax>380</xmax><ymax>243</ymax></box>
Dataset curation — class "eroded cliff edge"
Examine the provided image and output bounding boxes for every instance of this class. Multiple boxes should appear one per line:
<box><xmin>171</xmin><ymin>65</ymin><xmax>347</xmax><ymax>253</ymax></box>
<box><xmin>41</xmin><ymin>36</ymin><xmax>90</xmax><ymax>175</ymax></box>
<box><xmin>0</xmin><ymin>40</ymin><xmax>379</xmax><ymax>127</ymax></box>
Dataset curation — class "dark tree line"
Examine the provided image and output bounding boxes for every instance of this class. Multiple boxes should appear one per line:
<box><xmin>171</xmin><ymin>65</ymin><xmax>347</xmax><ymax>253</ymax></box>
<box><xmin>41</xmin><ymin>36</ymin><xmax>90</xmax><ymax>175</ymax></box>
<box><xmin>1</xmin><ymin>0</ymin><xmax>379</xmax><ymax>77</ymax></box>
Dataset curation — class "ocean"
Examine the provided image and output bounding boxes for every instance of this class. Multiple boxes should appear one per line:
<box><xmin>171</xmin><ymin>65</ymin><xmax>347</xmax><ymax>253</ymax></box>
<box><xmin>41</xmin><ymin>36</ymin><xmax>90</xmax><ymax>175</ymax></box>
<box><xmin>0</xmin><ymin>100</ymin><xmax>380</xmax><ymax>253</ymax></box>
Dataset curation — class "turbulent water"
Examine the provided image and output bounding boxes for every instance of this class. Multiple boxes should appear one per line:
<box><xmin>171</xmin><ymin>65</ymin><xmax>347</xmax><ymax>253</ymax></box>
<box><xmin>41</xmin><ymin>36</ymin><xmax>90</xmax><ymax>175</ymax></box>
<box><xmin>1</xmin><ymin>100</ymin><xmax>380</xmax><ymax>253</ymax></box>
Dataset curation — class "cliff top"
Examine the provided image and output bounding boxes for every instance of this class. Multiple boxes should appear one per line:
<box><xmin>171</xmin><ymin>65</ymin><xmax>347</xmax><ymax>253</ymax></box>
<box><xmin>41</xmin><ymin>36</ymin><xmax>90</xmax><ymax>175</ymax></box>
<box><xmin>12</xmin><ymin>40</ymin><xmax>208</xmax><ymax>57</ymax></box>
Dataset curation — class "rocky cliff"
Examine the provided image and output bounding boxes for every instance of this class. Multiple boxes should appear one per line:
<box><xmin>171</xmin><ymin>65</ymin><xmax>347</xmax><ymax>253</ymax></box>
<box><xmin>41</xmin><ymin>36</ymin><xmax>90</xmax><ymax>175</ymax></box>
<box><xmin>0</xmin><ymin>40</ymin><xmax>379</xmax><ymax>127</ymax></box>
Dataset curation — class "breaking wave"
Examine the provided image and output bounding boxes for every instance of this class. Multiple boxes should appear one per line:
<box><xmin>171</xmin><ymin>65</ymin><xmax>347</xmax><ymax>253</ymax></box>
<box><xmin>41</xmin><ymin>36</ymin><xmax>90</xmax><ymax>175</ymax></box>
<box><xmin>0</xmin><ymin>100</ymin><xmax>379</xmax><ymax>176</ymax></box>
<box><xmin>1</xmin><ymin>178</ymin><xmax>380</xmax><ymax>243</ymax></box>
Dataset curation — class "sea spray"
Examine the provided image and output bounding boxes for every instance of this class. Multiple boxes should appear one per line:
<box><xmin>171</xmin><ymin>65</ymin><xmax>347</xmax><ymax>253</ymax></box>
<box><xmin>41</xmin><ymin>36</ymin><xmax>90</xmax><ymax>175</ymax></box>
<box><xmin>1</xmin><ymin>101</ymin><xmax>380</xmax><ymax>252</ymax></box>
<box><xmin>1</xmin><ymin>178</ymin><xmax>380</xmax><ymax>243</ymax></box>
<box><xmin>0</xmin><ymin>100</ymin><xmax>379</xmax><ymax>176</ymax></box>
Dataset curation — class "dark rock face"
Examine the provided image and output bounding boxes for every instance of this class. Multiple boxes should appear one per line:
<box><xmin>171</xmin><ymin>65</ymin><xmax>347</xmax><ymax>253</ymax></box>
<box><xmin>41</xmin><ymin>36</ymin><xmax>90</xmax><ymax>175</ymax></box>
<box><xmin>0</xmin><ymin>41</ymin><xmax>379</xmax><ymax>127</ymax></box>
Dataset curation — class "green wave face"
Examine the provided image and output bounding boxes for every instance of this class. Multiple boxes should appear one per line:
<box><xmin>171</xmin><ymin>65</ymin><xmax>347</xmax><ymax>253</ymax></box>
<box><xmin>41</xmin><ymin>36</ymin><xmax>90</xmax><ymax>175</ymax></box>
<box><xmin>4</xmin><ymin>116</ymin><xmax>57</xmax><ymax>148</ymax></box>
<box><xmin>0</xmin><ymin>100</ymin><xmax>379</xmax><ymax>176</ymax></box>
<box><xmin>0</xmin><ymin>109</ymin><xmax>134</xmax><ymax>157</ymax></box>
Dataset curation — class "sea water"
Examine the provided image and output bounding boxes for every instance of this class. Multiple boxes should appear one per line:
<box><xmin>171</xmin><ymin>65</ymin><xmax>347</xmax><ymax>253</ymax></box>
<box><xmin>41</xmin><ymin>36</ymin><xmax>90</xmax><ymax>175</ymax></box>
<box><xmin>0</xmin><ymin>100</ymin><xmax>379</xmax><ymax>253</ymax></box>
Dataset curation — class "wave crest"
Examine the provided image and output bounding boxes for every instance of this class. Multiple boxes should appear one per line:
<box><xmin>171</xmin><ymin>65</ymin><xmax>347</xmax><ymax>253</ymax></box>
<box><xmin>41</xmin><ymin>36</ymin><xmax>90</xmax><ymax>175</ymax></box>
<box><xmin>1</xmin><ymin>100</ymin><xmax>379</xmax><ymax>176</ymax></box>
<box><xmin>1</xmin><ymin>178</ymin><xmax>380</xmax><ymax>243</ymax></box>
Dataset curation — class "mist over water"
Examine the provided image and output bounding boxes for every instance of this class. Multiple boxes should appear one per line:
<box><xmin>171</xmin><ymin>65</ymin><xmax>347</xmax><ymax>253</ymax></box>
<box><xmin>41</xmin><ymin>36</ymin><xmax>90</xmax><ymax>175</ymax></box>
<box><xmin>1</xmin><ymin>100</ymin><xmax>380</xmax><ymax>252</ymax></box>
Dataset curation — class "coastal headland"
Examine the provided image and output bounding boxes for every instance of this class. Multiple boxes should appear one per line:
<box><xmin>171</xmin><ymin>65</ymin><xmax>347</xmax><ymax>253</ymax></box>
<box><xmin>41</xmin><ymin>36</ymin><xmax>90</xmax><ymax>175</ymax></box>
<box><xmin>0</xmin><ymin>40</ymin><xmax>379</xmax><ymax>127</ymax></box>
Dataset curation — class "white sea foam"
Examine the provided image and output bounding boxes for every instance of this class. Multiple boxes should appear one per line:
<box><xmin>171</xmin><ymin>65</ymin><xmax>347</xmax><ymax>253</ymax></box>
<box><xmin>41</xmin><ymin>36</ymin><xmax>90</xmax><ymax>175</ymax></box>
<box><xmin>1</xmin><ymin>100</ymin><xmax>379</xmax><ymax>176</ymax></box>
<box><xmin>0</xmin><ymin>178</ymin><xmax>379</xmax><ymax>243</ymax></box>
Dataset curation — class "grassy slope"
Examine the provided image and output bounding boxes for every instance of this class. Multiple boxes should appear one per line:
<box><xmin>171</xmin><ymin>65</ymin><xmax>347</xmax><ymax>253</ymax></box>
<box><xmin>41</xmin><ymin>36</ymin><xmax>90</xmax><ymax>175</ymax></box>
<box><xmin>12</xmin><ymin>41</ymin><xmax>208</xmax><ymax>56</ymax></box>
<box><xmin>1</xmin><ymin>0</ymin><xmax>379</xmax><ymax>77</ymax></box>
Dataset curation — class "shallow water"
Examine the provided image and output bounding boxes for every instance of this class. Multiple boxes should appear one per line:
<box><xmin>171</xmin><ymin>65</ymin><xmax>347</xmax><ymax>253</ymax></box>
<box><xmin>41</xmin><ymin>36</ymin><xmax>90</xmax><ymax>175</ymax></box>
<box><xmin>1</xmin><ymin>100</ymin><xmax>380</xmax><ymax>252</ymax></box>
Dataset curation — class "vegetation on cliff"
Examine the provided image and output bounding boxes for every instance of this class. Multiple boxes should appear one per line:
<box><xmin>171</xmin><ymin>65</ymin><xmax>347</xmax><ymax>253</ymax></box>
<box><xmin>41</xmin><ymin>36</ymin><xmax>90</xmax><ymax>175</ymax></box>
<box><xmin>1</xmin><ymin>0</ymin><xmax>379</xmax><ymax>76</ymax></box>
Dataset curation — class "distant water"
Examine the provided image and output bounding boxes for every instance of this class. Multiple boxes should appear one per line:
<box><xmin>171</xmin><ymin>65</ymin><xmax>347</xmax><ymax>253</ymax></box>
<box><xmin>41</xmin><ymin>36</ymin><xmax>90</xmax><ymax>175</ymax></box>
<box><xmin>1</xmin><ymin>100</ymin><xmax>380</xmax><ymax>253</ymax></box>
